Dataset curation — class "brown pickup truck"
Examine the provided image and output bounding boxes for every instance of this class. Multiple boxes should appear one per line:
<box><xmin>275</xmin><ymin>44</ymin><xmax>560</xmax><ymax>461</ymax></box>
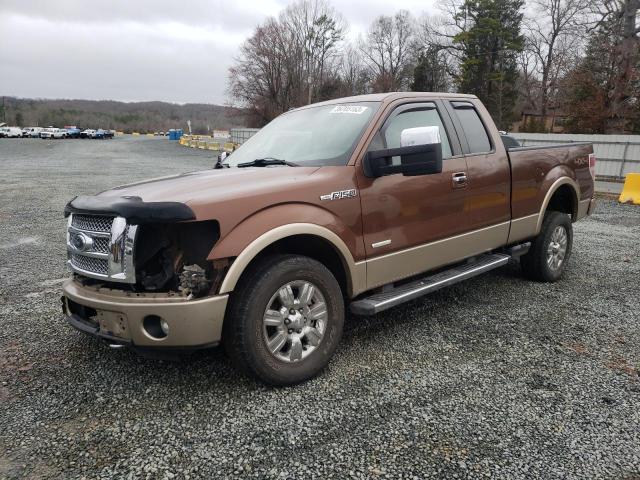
<box><xmin>62</xmin><ymin>92</ymin><xmax>596</xmax><ymax>385</ymax></box>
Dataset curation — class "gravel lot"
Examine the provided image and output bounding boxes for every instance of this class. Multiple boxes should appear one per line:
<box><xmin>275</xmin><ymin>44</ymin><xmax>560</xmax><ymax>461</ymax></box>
<box><xmin>1</xmin><ymin>136</ymin><xmax>639</xmax><ymax>479</ymax></box>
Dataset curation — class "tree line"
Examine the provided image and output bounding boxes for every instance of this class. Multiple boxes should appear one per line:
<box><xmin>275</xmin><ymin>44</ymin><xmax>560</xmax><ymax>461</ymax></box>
<box><xmin>228</xmin><ymin>0</ymin><xmax>639</xmax><ymax>134</ymax></box>
<box><xmin>1</xmin><ymin>97</ymin><xmax>245</xmax><ymax>135</ymax></box>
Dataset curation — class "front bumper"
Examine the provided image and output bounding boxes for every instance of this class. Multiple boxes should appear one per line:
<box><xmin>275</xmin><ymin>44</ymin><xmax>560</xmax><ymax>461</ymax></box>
<box><xmin>61</xmin><ymin>279</ymin><xmax>228</xmax><ymax>348</ymax></box>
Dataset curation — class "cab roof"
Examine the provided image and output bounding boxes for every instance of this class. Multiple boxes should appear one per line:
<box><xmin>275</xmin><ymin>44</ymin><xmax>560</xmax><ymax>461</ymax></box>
<box><xmin>298</xmin><ymin>92</ymin><xmax>478</xmax><ymax>110</ymax></box>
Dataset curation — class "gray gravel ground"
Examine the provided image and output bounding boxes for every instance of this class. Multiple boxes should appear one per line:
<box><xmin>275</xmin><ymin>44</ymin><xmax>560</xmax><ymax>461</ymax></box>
<box><xmin>1</xmin><ymin>136</ymin><xmax>639</xmax><ymax>479</ymax></box>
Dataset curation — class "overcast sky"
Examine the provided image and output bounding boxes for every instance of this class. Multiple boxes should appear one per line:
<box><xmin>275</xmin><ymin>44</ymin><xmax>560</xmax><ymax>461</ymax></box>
<box><xmin>1</xmin><ymin>0</ymin><xmax>436</xmax><ymax>105</ymax></box>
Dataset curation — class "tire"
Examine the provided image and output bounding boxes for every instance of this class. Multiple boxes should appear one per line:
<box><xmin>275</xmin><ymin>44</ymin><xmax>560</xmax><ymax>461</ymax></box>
<box><xmin>223</xmin><ymin>254</ymin><xmax>344</xmax><ymax>386</ymax></box>
<box><xmin>521</xmin><ymin>211</ymin><xmax>573</xmax><ymax>282</ymax></box>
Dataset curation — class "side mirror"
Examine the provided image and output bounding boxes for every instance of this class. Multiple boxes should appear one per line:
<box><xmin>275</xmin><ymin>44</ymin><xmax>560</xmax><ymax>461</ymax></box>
<box><xmin>363</xmin><ymin>126</ymin><xmax>443</xmax><ymax>178</ymax></box>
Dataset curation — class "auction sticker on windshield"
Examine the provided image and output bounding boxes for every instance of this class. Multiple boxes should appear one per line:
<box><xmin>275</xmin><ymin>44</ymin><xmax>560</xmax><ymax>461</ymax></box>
<box><xmin>330</xmin><ymin>105</ymin><xmax>369</xmax><ymax>114</ymax></box>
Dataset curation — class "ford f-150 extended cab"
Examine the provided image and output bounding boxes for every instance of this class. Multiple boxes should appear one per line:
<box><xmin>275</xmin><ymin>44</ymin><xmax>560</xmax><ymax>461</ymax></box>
<box><xmin>61</xmin><ymin>92</ymin><xmax>596</xmax><ymax>385</ymax></box>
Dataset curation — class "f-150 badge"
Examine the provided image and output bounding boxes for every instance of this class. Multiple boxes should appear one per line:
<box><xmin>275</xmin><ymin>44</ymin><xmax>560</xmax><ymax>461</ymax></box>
<box><xmin>320</xmin><ymin>189</ymin><xmax>358</xmax><ymax>201</ymax></box>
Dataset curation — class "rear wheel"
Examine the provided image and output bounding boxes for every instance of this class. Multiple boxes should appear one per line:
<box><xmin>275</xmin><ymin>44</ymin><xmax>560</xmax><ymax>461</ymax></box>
<box><xmin>223</xmin><ymin>254</ymin><xmax>344</xmax><ymax>386</ymax></box>
<box><xmin>521</xmin><ymin>211</ymin><xmax>573</xmax><ymax>282</ymax></box>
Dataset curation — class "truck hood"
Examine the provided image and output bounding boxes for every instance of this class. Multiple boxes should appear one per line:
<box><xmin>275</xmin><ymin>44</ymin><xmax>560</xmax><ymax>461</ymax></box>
<box><xmin>96</xmin><ymin>166</ymin><xmax>321</xmax><ymax>207</ymax></box>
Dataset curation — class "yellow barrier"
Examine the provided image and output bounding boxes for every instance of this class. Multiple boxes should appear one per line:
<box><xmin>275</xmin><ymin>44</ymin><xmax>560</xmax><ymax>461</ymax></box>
<box><xmin>146</xmin><ymin>133</ymin><xmax>154</xmax><ymax>137</ymax></box>
<box><xmin>176</xmin><ymin>135</ymin><xmax>230</xmax><ymax>151</ymax></box>
<box><xmin>116</xmin><ymin>131</ymin><xmax>124</xmax><ymax>136</ymax></box>
<box><xmin>132</xmin><ymin>132</ymin><xmax>140</xmax><ymax>136</ymax></box>
<box><xmin>619</xmin><ymin>173</ymin><xmax>640</xmax><ymax>205</ymax></box>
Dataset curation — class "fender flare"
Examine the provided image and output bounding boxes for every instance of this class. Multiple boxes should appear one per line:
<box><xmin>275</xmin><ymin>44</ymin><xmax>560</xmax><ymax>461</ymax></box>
<box><xmin>217</xmin><ymin>223</ymin><xmax>366</xmax><ymax>297</ymax></box>
<box><xmin>535</xmin><ymin>176</ymin><xmax>580</xmax><ymax>234</ymax></box>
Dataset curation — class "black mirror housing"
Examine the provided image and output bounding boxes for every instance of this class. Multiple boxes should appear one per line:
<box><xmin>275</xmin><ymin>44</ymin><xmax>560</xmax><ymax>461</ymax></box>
<box><xmin>363</xmin><ymin>143</ymin><xmax>443</xmax><ymax>178</ymax></box>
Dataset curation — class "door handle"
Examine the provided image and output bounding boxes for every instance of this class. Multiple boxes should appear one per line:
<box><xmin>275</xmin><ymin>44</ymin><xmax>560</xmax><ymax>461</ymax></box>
<box><xmin>452</xmin><ymin>172</ymin><xmax>468</xmax><ymax>188</ymax></box>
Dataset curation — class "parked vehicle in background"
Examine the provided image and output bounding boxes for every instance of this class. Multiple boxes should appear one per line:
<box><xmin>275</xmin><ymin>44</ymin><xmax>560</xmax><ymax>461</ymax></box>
<box><xmin>64</xmin><ymin>126</ymin><xmax>81</xmax><ymax>139</ymax></box>
<box><xmin>31</xmin><ymin>128</ymin><xmax>45</xmax><ymax>138</ymax></box>
<box><xmin>40</xmin><ymin>128</ymin><xmax>67</xmax><ymax>139</ymax></box>
<box><xmin>61</xmin><ymin>92</ymin><xmax>596</xmax><ymax>386</ymax></box>
<box><xmin>0</xmin><ymin>126</ymin><xmax>24</xmax><ymax>138</ymax></box>
<box><xmin>81</xmin><ymin>129</ymin><xmax>95</xmax><ymax>139</ymax></box>
<box><xmin>22</xmin><ymin>127</ymin><xmax>44</xmax><ymax>138</ymax></box>
<box><xmin>103</xmin><ymin>129</ymin><xmax>115</xmax><ymax>139</ymax></box>
<box><xmin>92</xmin><ymin>129</ymin><xmax>106</xmax><ymax>139</ymax></box>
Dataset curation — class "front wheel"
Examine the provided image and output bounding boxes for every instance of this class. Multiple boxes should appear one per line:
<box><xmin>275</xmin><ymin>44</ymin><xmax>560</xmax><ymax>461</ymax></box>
<box><xmin>224</xmin><ymin>254</ymin><xmax>344</xmax><ymax>386</ymax></box>
<box><xmin>521</xmin><ymin>211</ymin><xmax>573</xmax><ymax>282</ymax></box>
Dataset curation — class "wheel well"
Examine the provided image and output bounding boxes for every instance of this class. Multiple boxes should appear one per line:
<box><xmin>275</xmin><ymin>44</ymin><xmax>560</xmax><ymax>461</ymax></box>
<box><xmin>238</xmin><ymin>235</ymin><xmax>349</xmax><ymax>295</ymax></box>
<box><xmin>546</xmin><ymin>184</ymin><xmax>577</xmax><ymax>220</ymax></box>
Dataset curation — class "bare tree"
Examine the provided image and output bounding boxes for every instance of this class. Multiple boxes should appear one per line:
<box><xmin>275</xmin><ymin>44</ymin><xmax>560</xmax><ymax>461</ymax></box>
<box><xmin>360</xmin><ymin>10</ymin><xmax>416</xmax><ymax>92</ymax></box>
<box><xmin>414</xmin><ymin>14</ymin><xmax>461</xmax><ymax>82</ymax></box>
<box><xmin>590</xmin><ymin>0</ymin><xmax>639</xmax><ymax>130</ymax></box>
<box><xmin>281</xmin><ymin>0</ymin><xmax>347</xmax><ymax>104</ymax></box>
<box><xmin>339</xmin><ymin>44</ymin><xmax>370</xmax><ymax>95</ymax></box>
<box><xmin>228</xmin><ymin>19</ymin><xmax>291</xmax><ymax>125</ymax></box>
<box><xmin>228</xmin><ymin>0</ymin><xmax>346</xmax><ymax>125</ymax></box>
<box><xmin>523</xmin><ymin>0</ymin><xmax>591</xmax><ymax>119</ymax></box>
<box><xmin>516</xmin><ymin>48</ymin><xmax>541</xmax><ymax>111</ymax></box>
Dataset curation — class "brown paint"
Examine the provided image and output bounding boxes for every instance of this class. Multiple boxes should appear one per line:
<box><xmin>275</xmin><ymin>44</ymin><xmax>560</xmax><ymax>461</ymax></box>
<box><xmin>94</xmin><ymin>92</ymin><xmax>594</xmax><ymax>292</ymax></box>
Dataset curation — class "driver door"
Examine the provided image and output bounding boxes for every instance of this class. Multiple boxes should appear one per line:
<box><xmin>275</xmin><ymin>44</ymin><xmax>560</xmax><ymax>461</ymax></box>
<box><xmin>356</xmin><ymin>101</ymin><xmax>472</xmax><ymax>289</ymax></box>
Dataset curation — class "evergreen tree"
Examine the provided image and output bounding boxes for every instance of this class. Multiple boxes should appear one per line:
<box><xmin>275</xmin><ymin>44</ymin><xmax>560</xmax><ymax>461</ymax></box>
<box><xmin>453</xmin><ymin>0</ymin><xmax>524</xmax><ymax>129</ymax></box>
<box><xmin>410</xmin><ymin>47</ymin><xmax>450</xmax><ymax>92</ymax></box>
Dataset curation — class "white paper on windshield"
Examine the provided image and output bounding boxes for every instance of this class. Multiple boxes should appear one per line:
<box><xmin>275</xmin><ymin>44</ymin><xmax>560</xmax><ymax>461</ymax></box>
<box><xmin>400</xmin><ymin>126</ymin><xmax>441</xmax><ymax>147</ymax></box>
<box><xmin>330</xmin><ymin>105</ymin><xmax>369</xmax><ymax>114</ymax></box>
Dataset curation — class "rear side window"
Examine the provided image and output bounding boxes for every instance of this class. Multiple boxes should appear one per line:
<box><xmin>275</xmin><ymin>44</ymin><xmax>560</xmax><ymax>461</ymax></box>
<box><xmin>451</xmin><ymin>102</ymin><xmax>492</xmax><ymax>154</ymax></box>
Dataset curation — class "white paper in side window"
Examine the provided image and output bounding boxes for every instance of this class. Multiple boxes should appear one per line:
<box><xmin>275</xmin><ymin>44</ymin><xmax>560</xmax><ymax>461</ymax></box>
<box><xmin>330</xmin><ymin>105</ymin><xmax>369</xmax><ymax>114</ymax></box>
<box><xmin>400</xmin><ymin>126</ymin><xmax>441</xmax><ymax>147</ymax></box>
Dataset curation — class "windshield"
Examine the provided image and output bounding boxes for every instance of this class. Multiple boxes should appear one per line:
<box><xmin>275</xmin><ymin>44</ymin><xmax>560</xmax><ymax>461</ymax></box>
<box><xmin>224</xmin><ymin>102</ymin><xmax>379</xmax><ymax>167</ymax></box>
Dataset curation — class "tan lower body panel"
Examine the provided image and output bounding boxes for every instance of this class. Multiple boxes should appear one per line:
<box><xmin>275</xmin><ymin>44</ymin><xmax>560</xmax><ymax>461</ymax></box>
<box><xmin>365</xmin><ymin>222</ymin><xmax>510</xmax><ymax>290</ymax></box>
<box><xmin>507</xmin><ymin>214</ymin><xmax>538</xmax><ymax>244</ymax></box>
<box><xmin>577</xmin><ymin>198</ymin><xmax>592</xmax><ymax>220</ymax></box>
<box><xmin>62</xmin><ymin>280</ymin><xmax>228</xmax><ymax>347</ymax></box>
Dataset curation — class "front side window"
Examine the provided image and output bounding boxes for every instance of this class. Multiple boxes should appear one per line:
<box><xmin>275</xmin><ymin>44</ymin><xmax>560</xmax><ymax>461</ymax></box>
<box><xmin>369</xmin><ymin>105</ymin><xmax>453</xmax><ymax>161</ymax></box>
<box><xmin>224</xmin><ymin>102</ymin><xmax>379</xmax><ymax>167</ymax></box>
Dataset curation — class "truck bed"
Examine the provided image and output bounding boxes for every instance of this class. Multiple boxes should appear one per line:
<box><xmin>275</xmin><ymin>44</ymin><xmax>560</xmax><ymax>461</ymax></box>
<box><xmin>507</xmin><ymin>142</ymin><xmax>595</xmax><ymax>220</ymax></box>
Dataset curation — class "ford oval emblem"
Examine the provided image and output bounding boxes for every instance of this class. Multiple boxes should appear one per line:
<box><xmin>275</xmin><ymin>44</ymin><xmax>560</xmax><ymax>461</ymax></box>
<box><xmin>72</xmin><ymin>233</ymin><xmax>88</xmax><ymax>252</ymax></box>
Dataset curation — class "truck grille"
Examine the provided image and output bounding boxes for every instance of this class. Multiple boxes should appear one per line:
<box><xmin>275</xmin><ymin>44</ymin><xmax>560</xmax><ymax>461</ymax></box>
<box><xmin>70</xmin><ymin>253</ymin><xmax>109</xmax><ymax>275</ymax></box>
<box><xmin>67</xmin><ymin>213</ymin><xmax>138</xmax><ymax>283</ymax></box>
<box><xmin>92</xmin><ymin>237</ymin><xmax>110</xmax><ymax>254</ymax></box>
<box><xmin>71</xmin><ymin>214</ymin><xmax>114</xmax><ymax>233</ymax></box>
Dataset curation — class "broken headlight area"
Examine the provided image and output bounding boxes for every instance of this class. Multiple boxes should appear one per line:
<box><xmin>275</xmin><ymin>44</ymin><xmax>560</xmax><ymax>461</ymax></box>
<box><xmin>135</xmin><ymin>220</ymin><xmax>222</xmax><ymax>296</ymax></box>
<box><xmin>74</xmin><ymin>220</ymin><xmax>228</xmax><ymax>298</ymax></box>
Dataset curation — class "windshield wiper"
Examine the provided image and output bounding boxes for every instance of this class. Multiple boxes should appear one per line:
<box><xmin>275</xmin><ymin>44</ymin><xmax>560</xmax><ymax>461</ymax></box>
<box><xmin>237</xmin><ymin>158</ymin><xmax>298</xmax><ymax>168</ymax></box>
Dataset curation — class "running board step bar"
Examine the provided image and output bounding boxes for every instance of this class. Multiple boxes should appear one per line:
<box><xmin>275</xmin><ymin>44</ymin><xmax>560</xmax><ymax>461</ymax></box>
<box><xmin>349</xmin><ymin>253</ymin><xmax>510</xmax><ymax>316</ymax></box>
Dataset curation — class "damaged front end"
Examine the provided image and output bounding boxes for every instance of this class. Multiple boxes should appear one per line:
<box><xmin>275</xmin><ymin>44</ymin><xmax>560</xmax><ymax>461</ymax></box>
<box><xmin>65</xmin><ymin>195</ymin><xmax>228</xmax><ymax>298</ymax></box>
<box><xmin>133</xmin><ymin>220</ymin><xmax>228</xmax><ymax>297</ymax></box>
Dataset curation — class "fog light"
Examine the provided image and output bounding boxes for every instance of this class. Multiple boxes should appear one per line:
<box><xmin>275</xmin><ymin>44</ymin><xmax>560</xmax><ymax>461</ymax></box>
<box><xmin>143</xmin><ymin>315</ymin><xmax>168</xmax><ymax>339</ymax></box>
<box><xmin>160</xmin><ymin>319</ymin><xmax>170</xmax><ymax>335</ymax></box>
